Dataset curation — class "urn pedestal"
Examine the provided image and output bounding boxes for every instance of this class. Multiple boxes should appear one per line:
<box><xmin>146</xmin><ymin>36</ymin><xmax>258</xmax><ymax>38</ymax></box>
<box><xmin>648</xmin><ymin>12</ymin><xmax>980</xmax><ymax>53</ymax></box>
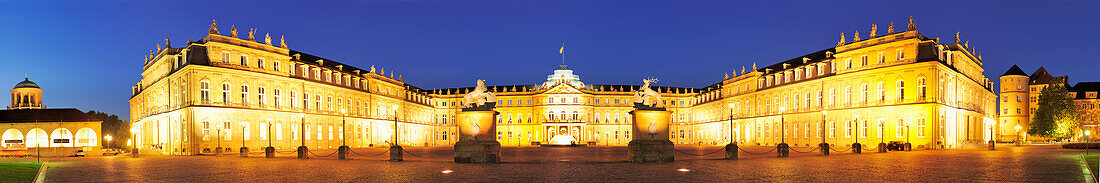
<box><xmin>454</xmin><ymin>106</ymin><xmax>500</xmax><ymax>164</ymax></box>
<box><xmin>627</xmin><ymin>108</ymin><xmax>673</xmax><ymax>163</ymax></box>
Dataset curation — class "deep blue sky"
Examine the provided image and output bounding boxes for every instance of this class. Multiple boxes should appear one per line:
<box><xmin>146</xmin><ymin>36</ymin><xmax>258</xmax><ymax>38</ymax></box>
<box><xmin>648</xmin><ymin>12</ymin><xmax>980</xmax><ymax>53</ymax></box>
<box><xmin>1</xmin><ymin>0</ymin><xmax>1097</xmax><ymax>119</ymax></box>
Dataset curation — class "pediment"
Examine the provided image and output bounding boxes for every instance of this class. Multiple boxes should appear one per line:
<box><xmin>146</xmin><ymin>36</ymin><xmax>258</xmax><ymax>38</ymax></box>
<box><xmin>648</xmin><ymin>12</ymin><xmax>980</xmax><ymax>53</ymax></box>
<box><xmin>544</xmin><ymin>83</ymin><xmax>584</xmax><ymax>94</ymax></box>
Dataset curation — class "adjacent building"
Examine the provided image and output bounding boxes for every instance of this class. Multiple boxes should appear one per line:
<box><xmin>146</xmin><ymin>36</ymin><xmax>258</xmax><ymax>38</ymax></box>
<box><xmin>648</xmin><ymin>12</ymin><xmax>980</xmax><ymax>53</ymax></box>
<box><xmin>131</xmin><ymin>20</ymin><xmax>998</xmax><ymax>155</ymax></box>
<box><xmin>998</xmin><ymin>65</ymin><xmax>1100</xmax><ymax>141</ymax></box>
<box><xmin>2</xmin><ymin>77</ymin><xmax>103</xmax><ymax>156</ymax></box>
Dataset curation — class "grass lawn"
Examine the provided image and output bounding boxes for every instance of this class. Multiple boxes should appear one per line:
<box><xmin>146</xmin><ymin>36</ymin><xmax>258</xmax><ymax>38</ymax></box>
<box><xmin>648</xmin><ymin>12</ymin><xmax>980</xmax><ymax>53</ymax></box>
<box><xmin>1087</xmin><ymin>154</ymin><xmax>1100</xmax><ymax>178</ymax></box>
<box><xmin>0</xmin><ymin>162</ymin><xmax>43</xmax><ymax>183</ymax></box>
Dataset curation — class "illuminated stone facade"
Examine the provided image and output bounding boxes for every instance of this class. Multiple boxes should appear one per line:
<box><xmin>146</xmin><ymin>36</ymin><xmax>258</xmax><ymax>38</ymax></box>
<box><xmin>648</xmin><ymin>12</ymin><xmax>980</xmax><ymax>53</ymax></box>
<box><xmin>998</xmin><ymin>65</ymin><xmax>1100</xmax><ymax>141</ymax></box>
<box><xmin>131</xmin><ymin>21</ymin><xmax>998</xmax><ymax>155</ymax></box>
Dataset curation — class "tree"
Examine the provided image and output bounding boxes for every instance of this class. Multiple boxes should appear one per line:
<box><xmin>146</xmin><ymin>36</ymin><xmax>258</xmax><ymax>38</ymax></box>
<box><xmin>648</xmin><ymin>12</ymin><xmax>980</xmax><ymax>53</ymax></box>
<box><xmin>1028</xmin><ymin>78</ymin><xmax>1078</xmax><ymax>139</ymax></box>
<box><xmin>87</xmin><ymin>111</ymin><xmax>130</xmax><ymax>149</ymax></box>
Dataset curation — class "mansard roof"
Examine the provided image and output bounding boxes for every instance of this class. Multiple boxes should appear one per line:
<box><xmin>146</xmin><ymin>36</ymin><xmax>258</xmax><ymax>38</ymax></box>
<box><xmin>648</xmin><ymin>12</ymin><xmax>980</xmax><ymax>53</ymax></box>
<box><xmin>1001</xmin><ymin>65</ymin><xmax>1027</xmax><ymax>77</ymax></box>
<box><xmin>757</xmin><ymin>48</ymin><xmax>835</xmax><ymax>73</ymax></box>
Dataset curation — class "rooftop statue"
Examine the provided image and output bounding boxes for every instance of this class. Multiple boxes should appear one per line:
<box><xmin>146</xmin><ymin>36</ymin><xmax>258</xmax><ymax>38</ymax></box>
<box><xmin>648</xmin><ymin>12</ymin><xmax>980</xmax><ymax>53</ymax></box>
<box><xmin>907</xmin><ymin>16</ymin><xmax>916</xmax><ymax>30</ymax></box>
<box><xmin>870</xmin><ymin>24</ymin><xmax>877</xmax><ymax>38</ymax></box>
<box><xmin>265</xmin><ymin>33</ymin><xmax>272</xmax><ymax>45</ymax></box>
<box><xmin>837</xmin><ymin>32</ymin><xmax>846</xmax><ymax>46</ymax></box>
<box><xmin>230</xmin><ymin>25</ymin><xmax>238</xmax><ymax>38</ymax></box>
<box><xmin>853</xmin><ymin>30</ymin><xmax>861</xmax><ymax>42</ymax></box>
<box><xmin>955</xmin><ymin>31</ymin><xmax>961</xmax><ymax>44</ymax></box>
<box><xmin>370</xmin><ymin>65</ymin><xmax>376</xmax><ymax>73</ymax></box>
<box><xmin>280</xmin><ymin>35</ymin><xmax>287</xmax><ymax>48</ymax></box>
<box><xmin>462</xmin><ymin>79</ymin><xmax>497</xmax><ymax>108</ymax></box>
<box><xmin>248</xmin><ymin>28</ymin><xmax>255</xmax><ymax>41</ymax></box>
<box><xmin>164</xmin><ymin>35</ymin><xmax>171</xmax><ymax>47</ymax></box>
<box><xmin>209</xmin><ymin>19</ymin><xmax>219</xmax><ymax>34</ymax></box>
<box><xmin>888</xmin><ymin>22</ymin><xmax>895</xmax><ymax>34</ymax></box>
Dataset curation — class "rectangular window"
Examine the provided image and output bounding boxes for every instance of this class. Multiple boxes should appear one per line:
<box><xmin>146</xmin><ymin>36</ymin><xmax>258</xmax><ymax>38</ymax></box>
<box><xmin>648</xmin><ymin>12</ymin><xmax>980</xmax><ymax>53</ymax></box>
<box><xmin>241</xmin><ymin>85</ymin><xmax>249</xmax><ymax>105</ymax></box>
<box><xmin>305</xmin><ymin>125</ymin><xmax>311</xmax><ymax>140</ymax></box>
<box><xmin>241</xmin><ymin>55</ymin><xmax>249</xmax><ymax>66</ymax></box>
<box><xmin>845</xmin><ymin>58</ymin><xmax>852</xmax><ymax>69</ymax></box>
<box><xmin>257</xmin><ymin>87</ymin><xmax>266</xmax><ymax>106</ymax></box>
<box><xmin>273</xmin><ymin>89</ymin><xmax>281</xmax><ymax>107</ymax></box>
<box><xmin>273</xmin><ymin>61</ymin><xmax>280</xmax><ymax>71</ymax></box>
<box><xmin>276</xmin><ymin>123</ymin><xmax>283</xmax><ymax>140</ymax></box>
<box><xmin>200</xmin><ymin>81</ymin><xmax>210</xmax><ymax>102</ymax></box>
<box><xmin>258</xmin><ymin>58</ymin><xmax>265</xmax><ymax>69</ymax></box>
<box><xmin>896</xmin><ymin>49</ymin><xmax>904</xmax><ymax>61</ymax></box>
<box><xmin>896</xmin><ymin>119</ymin><xmax>904</xmax><ymax>138</ymax></box>
<box><xmin>222</xmin><ymin>52</ymin><xmax>230</xmax><ymax>64</ymax></box>
<box><xmin>860</xmin><ymin>55</ymin><xmax>868</xmax><ymax>66</ymax></box>
<box><xmin>878</xmin><ymin>52</ymin><xmax>885</xmax><ymax>64</ymax></box>
<box><xmin>917</xmin><ymin>119</ymin><xmax>925</xmax><ymax>137</ymax></box>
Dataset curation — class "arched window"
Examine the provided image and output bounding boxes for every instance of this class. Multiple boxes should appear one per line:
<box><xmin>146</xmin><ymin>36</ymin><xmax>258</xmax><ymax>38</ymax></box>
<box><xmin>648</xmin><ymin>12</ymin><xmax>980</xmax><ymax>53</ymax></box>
<box><xmin>241</xmin><ymin>85</ymin><xmax>250</xmax><ymax>105</ymax></box>
<box><xmin>559</xmin><ymin>111</ymin><xmax>566</xmax><ymax>121</ymax></box>
<box><xmin>51</xmin><ymin>128</ymin><xmax>73</xmax><ymax>147</ymax></box>
<box><xmin>26</xmin><ymin>129</ymin><xmax>47</xmax><ymax>147</ymax></box>
<box><xmin>572</xmin><ymin>111</ymin><xmax>579</xmax><ymax>120</ymax></box>
<box><xmin>548</xmin><ymin>111</ymin><xmax>555</xmax><ymax>120</ymax></box>
<box><xmin>257</xmin><ymin>87</ymin><xmax>266</xmax><ymax>105</ymax></box>
<box><xmin>75</xmin><ymin>128</ymin><xmax>98</xmax><ymax>147</ymax></box>
<box><xmin>2</xmin><ymin>129</ymin><xmax>23</xmax><ymax>148</ymax></box>
<box><xmin>222</xmin><ymin>83</ymin><xmax>231</xmax><ymax>104</ymax></box>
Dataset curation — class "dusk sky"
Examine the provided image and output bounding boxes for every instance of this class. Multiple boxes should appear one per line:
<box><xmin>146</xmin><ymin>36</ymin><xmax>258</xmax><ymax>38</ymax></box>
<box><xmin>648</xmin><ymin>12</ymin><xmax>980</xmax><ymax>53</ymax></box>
<box><xmin>1</xmin><ymin>0</ymin><xmax>1097</xmax><ymax>119</ymax></box>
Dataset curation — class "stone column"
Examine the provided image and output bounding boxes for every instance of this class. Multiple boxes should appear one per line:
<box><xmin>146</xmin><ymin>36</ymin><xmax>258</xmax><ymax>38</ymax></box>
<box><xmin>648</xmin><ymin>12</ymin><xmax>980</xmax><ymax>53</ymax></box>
<box><xmin>627</xmin><ymin>108</ymin><xmax>673</xmax><ymax>163</ymax></box>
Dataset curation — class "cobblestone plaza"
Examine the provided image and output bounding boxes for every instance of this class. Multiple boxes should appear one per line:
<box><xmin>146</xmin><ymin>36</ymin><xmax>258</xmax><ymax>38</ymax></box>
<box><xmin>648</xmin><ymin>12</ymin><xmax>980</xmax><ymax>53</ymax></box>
<box><xmin>12</xmin><ymin>145</ymin><xmax>1091</xmax><ymax>182</ymax></box>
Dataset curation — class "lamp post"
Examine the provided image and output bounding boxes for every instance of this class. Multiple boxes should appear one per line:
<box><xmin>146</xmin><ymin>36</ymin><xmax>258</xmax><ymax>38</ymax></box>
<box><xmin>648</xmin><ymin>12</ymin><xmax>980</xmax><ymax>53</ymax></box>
<box><xmin>1015</xmin><ymin>125</ymin><xmax>1022</xmax><ymax>147</ymax></box>
<box><xmin>728</xmin><ymin>103</ymin><xmax>735</xmax><ymax>144</ymax></box>
<box><xmin>105</xmin><ymin>135</ymin><xmax>113</xmax><ymax>150</ymax></box>
<box><xmin>878</xmin><ymin>120</ymin><xmax>886</xmax><ymax>153</ymax></box>
<box><xmin>392</xmin><ymin>104</ymin><xmax>399</xmax><ymax>146</ymax></box>
<box><xmin>267</xmin><ymin>118</ymin><xmax>273</xmax><ymax>148</ymax></box>
<box><xmin>821</xmin><ymin>110</ymin><xmax>829</xmax><ymax>156</ymax></box>
<box><xmin>341</xmin><ymin>109</ymin><xmax>347</xmax><ymax>147</ymax></box>
<box><xmin>1086</xmin><ymin>130</ymin><xmax>1091</xmax><ymax>155</ymax></box>
<box><xmin>215</xmin><ymin>124</ymin><xmax>224</xmax><ymax>156</ymax></box>
<box><xmin>240</xmin><ymin>121</ymin><xmax>247</xmax><ymax>157</ymax></box>
<box><xmin>297</xmin><ymin>113</ymin><xmax>307</xmax><ymax>159</ymax></box>
<box><xmin>777</xmin><ymin>106</ymin><xmax>789</xmax><ymax>157</ymax></box>
<box><xmin>852</xmin><ymin>114</ymin><xmax>862</xmax><ymax>154</ymax></box>
<box><xmin>130</xmin><ymin>128</ymin><xmax>139</xmax><ymax>158</ymax></box>
<box><xmin>905</xmin><ymin>121</ymin><xmax>912</xmax><ymax>151</ymax></box>
<box><xmin>986</xmin><ymin>120</ymin><xmax>995</xmax><ymax>150</ymax></box>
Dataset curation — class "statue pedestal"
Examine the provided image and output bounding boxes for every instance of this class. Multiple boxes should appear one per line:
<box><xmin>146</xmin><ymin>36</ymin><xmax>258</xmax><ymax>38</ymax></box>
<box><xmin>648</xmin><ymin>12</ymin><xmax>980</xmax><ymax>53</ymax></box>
<box><xmin>454</xmin><ymin>140</ymin><xmax>501</xmax><ymax>164</ymax></box>
<box><xmin>628</xmin><ymin>140</ymin><xmax>674</xmax><ymax>163</ymax></box>
<box><xmin>454</xmin><ymin>107</ymin><xmax>500</xmax><ymax>164</ymax></box>
<box><xmin>628</xmin><ymin>108</ymin><xmax>673</xmax><ymax>163</ymax></box>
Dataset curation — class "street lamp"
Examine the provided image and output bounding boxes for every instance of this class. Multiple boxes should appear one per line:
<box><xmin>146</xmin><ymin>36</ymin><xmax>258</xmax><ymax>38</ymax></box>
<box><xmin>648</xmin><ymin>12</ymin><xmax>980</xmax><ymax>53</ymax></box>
<box><xmin>299</xmin><ymin>113</ymin><xmax>305</xmax><ymax>148</ymax></box>
<box><xmin>267</xmin><ymin>118</ymin><xmax>273</xmax><ymax>148</ymax></box>
<box><xmin>854</xmin><ymin>114</ymin><xmax>859</xmax><ymax>145</ymax></box>
<box><xmin>392</xmin><ymin>104</ymin><xmax>399</xmax><ymax>146</ymax></box>
<box><xmin>105</xmin><ymin>135</ymin><xmax>113</xmax><ymax>149</ymax></box>
<box><xmin>821</xmin><ymin>110</ymin><xmax>828</xmax><ymax>155</ymax></box>
<box><xmin>986</xmin><ymin>120</ymin><xmax>995</xmax><ymax>150</ymax></box>
<box><xmin>341</xmin><ymin>109</ymin><xmax>347</xmax><ymax>147</ymax></box>
<box><xmin>130</xmin><ymin>128</ymin><xmax>139</xmax><ymax>158</ymax></box>
<box><xmin>905</xmin><ymin>120</ymin><xmax>912</xmax><ymax>151</ymax></box>
<box><xmin>1014</xmin><ymin>125</ymin><xmax>1022</xmax><ymax>147</ymax></box>
<box><xmin>779</xmin><ymin>106</ymin><xmax>786</xmax><ymax>143</ymax></box>
<box><xmin>216</xmin><ymin>123</ymin><xmax>224</xmax><ymax>156</ymax></box>
<box><xmin>728</xmin><ymin>103</ymin><xmax>735</xmax><ymax>145</ymax></box>
<box><xmin>1086</xmin><ymin>130</ymin><xmax>1092</xmax><ymax>155</ymax></box>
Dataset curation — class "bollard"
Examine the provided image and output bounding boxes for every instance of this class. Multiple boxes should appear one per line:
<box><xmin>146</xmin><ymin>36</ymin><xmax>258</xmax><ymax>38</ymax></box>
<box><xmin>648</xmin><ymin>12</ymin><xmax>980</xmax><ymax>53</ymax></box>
<box><xmin>725</xmin><ymin>143</ymin><xmax>738</xmax><ymax>160</ymax></box>
<box><xmin>1015</xmin><ymin>140</ymin><xmax>1021</xmax><ymax>147</ymax></box>
<box><xmin>215</xmin><ymin>147</ymin><xmax>224</xmax><ymax>157</ymax></box>
<box><xmin>265</xmin><ymin>147</ymin><xmax>275</xmax><ymax>158</ymax></box>
<box><xmin>878</xmin><ymin>142</ymin><xmax>887</xmax><ymax>153</ymax></box>
<box><xmin>131</xmin><ymin>148</ymin><xmax>140</xmax><ymax>158</ymax></box>
<box><xmin>819</xmin><ymin>143</ymin><xmax>830</xmax><ymax>156</ymax></box>
<box><xmin>852</xmin><ymin>143</ymin><xmax>862</xmax><ymax>154</ymax></box>
<box><xmin>389</xmin><ymin>145</ymin><xmax>403</xmax><ymax>161</ymax></box>
<box><xmin>338</xmin><ymin>146</ymin><xmax>350</xmax><ymax>160</ymax></box>
<box><xmin>988</xmin><ymin>140</ymin><xmax>996</xmax><ymax>150</ymax></box>
<box><xmin>297</xmin><ymin>146</ymin><xmax>308</xmax><ymax>159</ymax></box>
<box><xmin>776</xmin><ymin>143</ymin><xmax>789</xmax><ymax>157</ymax></box>
<box><xmin>904</xmin><ymin>143</ymin><xmax>912</xmax><ymax>151</ymax></box>
<box><xmin>240</xmin><ymin>147</ymin><xmax>249</xmax><ymax>157</ymax></box>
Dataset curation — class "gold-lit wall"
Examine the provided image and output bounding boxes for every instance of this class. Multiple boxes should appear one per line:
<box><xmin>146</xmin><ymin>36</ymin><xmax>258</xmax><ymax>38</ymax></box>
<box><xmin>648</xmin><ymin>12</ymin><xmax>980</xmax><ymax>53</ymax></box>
<box><xmin>131</xmin><ymin>24</ymin><xmax>998</xmax><ymax>155</ymax></box>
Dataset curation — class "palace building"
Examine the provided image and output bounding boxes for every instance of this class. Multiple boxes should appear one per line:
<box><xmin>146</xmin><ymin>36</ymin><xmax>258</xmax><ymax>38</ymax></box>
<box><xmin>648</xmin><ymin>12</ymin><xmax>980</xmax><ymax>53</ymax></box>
<box><xmin>2</xmin><ymin>77</ymin><xmax>103</xmax><ymax>156</ymax></box>
<box><xmin>998</xmin><ymin>65</ymin><xmax>1100</xmax><ymax>141</ymax></box>
<box><xmin>131</xmin><ymin>19</ymin><xmax>998</xmax><ymax>155</ymax></box>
